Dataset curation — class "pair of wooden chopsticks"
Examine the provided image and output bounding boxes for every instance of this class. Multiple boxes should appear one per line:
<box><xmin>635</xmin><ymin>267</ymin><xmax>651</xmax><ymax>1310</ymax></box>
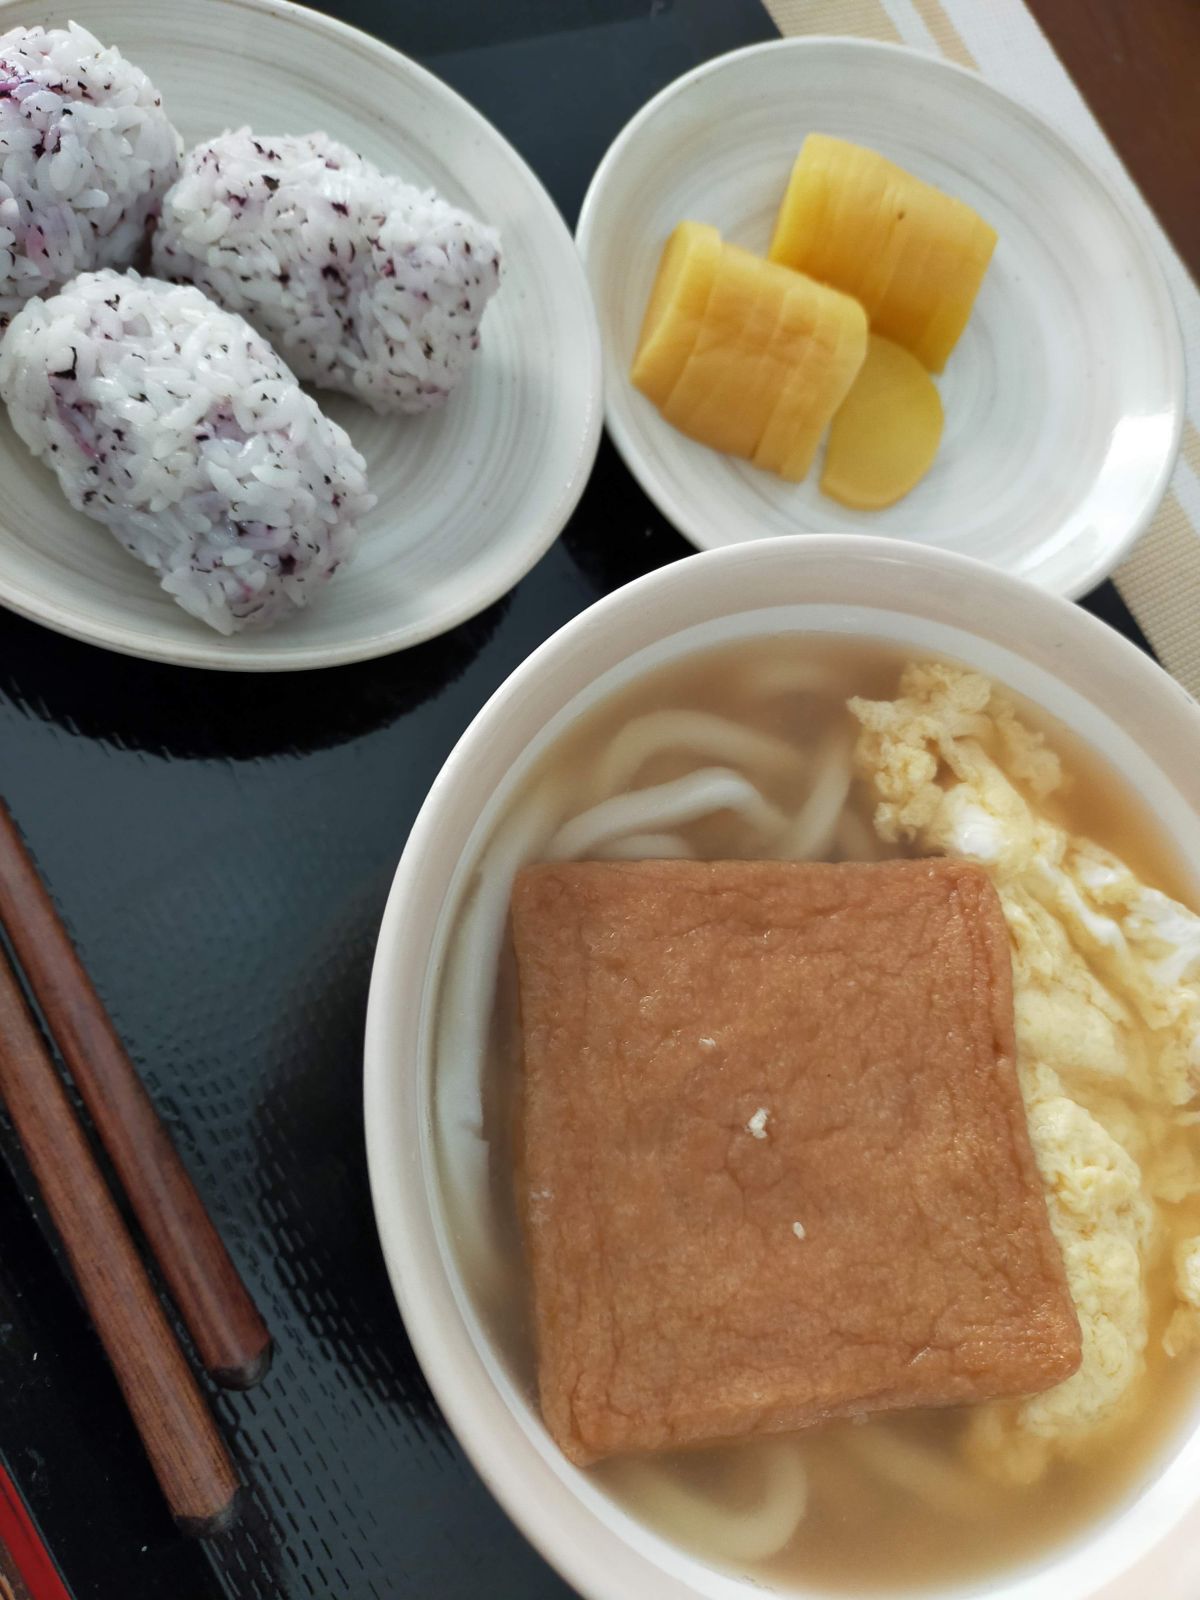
<box><xmin>0</xmin><ymin>799</ymin><xmax>271</xmax><ymax>1537</ymax></box>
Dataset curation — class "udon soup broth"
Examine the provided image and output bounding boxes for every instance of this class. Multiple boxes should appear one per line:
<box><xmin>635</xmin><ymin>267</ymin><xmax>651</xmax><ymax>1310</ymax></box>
<box><xmin>433</xmin><ymin>637</ymin><xmax>1200</xmax><ymax>1592</ymax></box>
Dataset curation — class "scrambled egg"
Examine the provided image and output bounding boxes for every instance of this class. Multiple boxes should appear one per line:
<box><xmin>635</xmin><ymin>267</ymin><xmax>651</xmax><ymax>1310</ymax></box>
<box><xmin>850</xmin><ymin>663</ymin><xmax>1200</xmax><ymax>1485</ymax></box>
<box><xmin>1163</xmin><ymin>1237</ymin><xmax>1200</xmax><ymax>1358</ymax></box>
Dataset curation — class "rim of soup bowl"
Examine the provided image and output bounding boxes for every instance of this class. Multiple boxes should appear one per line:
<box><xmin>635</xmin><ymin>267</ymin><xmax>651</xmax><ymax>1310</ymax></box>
<box><xmin>364</xmin><ymin>534</ymin><xmax>1200</xmax><ymax>1600</ymax></box>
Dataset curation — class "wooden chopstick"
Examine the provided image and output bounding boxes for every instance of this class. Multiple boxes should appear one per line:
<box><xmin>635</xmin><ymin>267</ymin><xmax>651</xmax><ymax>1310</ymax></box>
<box><xmin>0</xmin><ymin>801</ymin><xmax>271</xmax><ymax>1390</ymax></box>
<box><xmin>0</xmin><ymin>949</ymin><xmax>240</xmax><ymax>1535</ymax></box>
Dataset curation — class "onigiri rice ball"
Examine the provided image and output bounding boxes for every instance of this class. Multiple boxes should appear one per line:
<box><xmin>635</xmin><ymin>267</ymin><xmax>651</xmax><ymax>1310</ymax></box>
<box><xmin>0</xmin><ymin>269</ymin><xmax>373</xmax><ymax>634</ymax></box>
<box><xmin>0</xmin><ymin>23</ymin><xmax>181</xmax><ymax>323</ymax></box>
<box><xmin>152</xmin><ymin>128</ymin><xmax>502</xmax><ymax>415</ymax></box>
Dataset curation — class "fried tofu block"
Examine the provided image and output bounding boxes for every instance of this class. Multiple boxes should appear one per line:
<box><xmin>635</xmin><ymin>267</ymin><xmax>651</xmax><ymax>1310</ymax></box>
<box><xmin>510</xmin><ymin>858</ymin><xmax>1081</xmax><ymax>1465</ymax></box>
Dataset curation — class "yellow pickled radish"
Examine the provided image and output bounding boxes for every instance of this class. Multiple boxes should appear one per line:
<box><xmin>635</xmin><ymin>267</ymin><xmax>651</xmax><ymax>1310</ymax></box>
<box><xmin>630</xmin><ymin>221</ymin><xmax>721</xmax><ymax>405</ymax></box>
<box><xmin>819</xmin><ymin>148</ymin><xmax>895</xmax><ymax>300</ymax></box>
<box><xmin>768</xmin><ymin>133</ymin><xmax>837</xmax><ymax>281</ymax></box>
<box><xmin>820</xmin><ymin>334</ymin><xmax>944</xmax><ymax>509</ymax></box>
<box><xmin>769</xmin><ymin>134</ymin><xmax>997</xmax><ymax>371</ymax></box>
<box><xmin>664</xmin><ymin>243</ymin><xmax>821</xmax><ymax>458</ymax></box>
<box><xmin>752</xmin><ymin>285</ymin><xmax>842</xmax><ymax>480</ymax></box>
<box><xmin>777</xmin><ymin>288</ymin><xmax>869</xmax><ymax>482</ymax></box>
<box><xmin>753</xmin><ymin>282</ymin><xmax>867</xmax><ymax>483</ymax></box>
<box><xmin>903</xmin><ymin>219</ymin><xmax>998</xmax><ymax>370</ymax></box>
<box><xmin>661</xmin><ymin>243</ymin><xmax>785</xmax><ymax>453</ymax></box>
<box><xmin>854</xmin><ymin>167</ymin><xmax>919</xmax><ymax>315</ymax></box>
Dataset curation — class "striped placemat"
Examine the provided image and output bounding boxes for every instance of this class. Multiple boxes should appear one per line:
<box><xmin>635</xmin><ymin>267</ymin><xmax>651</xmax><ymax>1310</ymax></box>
<box><xmin>764</xmin><ymin>0</ymin><xmax>1200</xmax><ymax>701</ymax></box>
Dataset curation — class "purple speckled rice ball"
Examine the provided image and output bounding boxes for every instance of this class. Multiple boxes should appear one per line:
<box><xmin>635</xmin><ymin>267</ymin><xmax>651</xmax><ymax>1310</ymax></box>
<box><xmin>0</xmin><ymin>22</ymin><xmax>181</xmax><ymax>323</ymax></box>
<box><xmin>0</xmin><ymin>269</ymin><xmax>374</xmax><ymax>634</ymax></box>
<box><xmin>152</xmin><ymin>128</ymin><xmax>502</xmax><ymax>416</ymax></box>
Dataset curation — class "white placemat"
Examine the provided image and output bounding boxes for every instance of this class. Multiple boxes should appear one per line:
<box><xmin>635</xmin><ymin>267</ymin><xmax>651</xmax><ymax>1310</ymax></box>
<box><xmin>764</xmin><ymin>0</ymin><xmax>1200</xmax><ymax>700</ymax></box>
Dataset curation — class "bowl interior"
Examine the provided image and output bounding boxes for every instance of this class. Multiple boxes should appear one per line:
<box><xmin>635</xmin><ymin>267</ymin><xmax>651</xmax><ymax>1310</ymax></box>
<box><xmin>0</xmin><ymin>0</ymin><xmax>601</xmax><ymax>667</ymax></box>
<box><xmin>577</xmin><ymin>39</ymin><xmax>1182</xmax><ymax>598</ymax></box>
<box><xmin>367</xmin><ymin>541</ymin><xmax>1200</xmax><ymax>1600</ymax></box>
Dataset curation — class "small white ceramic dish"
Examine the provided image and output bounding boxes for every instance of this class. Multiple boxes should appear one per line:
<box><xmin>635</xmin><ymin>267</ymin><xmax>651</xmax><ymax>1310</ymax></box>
<box><xmin>366</xmin><ymin>536</ymin><xmax>1200</xmax><ymax>1600</ymax></box>
<box><xmin>0</xmin><ymin>0</ymin><xmax>601</xmax><ymax>669</ymax></box>
<box><xmin>575</xmin><ymin>38</ymin><xmax>1184</xmax><ymax>599</ymax></box>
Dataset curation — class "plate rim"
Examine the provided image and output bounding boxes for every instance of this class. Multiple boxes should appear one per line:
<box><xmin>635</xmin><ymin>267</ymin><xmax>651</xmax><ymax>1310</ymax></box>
<box><xmin>0</xmin><ymin>0</ymin><xmax>604</xmax><ymax>672</ymax></box>
<box><xmin>575</xmin><ymin>33</ymin><xmax>1185</xmax><ymax>602</ymax></box>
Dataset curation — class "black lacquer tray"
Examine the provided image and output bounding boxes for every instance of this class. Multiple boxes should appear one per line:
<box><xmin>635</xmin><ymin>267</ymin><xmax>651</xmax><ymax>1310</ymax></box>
<box><xmin>0</xmin><ymin>3</ymin><xmax>1151</xmax><ymax>1595</ymax></box>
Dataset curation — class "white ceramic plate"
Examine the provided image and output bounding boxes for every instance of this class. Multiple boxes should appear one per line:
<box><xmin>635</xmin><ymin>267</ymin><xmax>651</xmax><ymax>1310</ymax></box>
<box><xmin>576</xmin><ymin>38</ymin><xmax>1184</xmax><ymax>599</ymax></box>
<box><xmin>0</xmin><ymin>0</ymin><xmax>602</xmax><ymax>669</ymax></box>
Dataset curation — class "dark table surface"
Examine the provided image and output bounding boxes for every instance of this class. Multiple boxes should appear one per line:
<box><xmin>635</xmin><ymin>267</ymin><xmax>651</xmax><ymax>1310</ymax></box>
<box><xmin>0</xmin><ymin>2</ymin><xmax>1171</xmax><ymax>1598</ymax></box>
